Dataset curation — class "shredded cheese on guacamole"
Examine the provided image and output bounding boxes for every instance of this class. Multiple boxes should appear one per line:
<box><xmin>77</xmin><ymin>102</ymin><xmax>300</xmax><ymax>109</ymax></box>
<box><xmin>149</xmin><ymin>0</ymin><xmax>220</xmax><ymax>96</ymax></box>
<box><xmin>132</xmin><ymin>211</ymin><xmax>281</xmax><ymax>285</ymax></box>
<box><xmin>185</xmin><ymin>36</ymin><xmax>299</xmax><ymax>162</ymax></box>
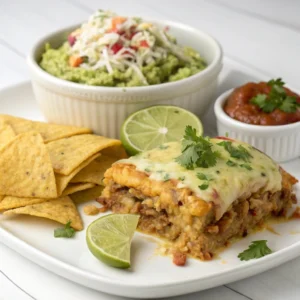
<box><xmin>40</xmin><ymin>10</ymin><xmax>206</xmax><ymax>87</ymax></box>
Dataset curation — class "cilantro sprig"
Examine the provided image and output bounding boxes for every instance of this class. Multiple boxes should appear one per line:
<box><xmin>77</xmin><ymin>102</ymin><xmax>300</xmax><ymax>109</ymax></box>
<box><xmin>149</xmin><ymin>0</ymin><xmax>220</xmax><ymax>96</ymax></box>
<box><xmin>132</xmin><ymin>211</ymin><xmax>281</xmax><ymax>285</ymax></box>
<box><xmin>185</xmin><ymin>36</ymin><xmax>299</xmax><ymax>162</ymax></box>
<box><xmin>175</xmin><ymin>126</ymin><xmax>220</xmax><ymax>170</ymax></box>
<box><xmin>217</xmin><ymin>141</ymin><xmax>252</xmax><ymax>162</ymax></box>
<box><xmin>54</xmin><ymin>221</ymin><xmax>75</xmax><ymax>238</ymax></box>
<box><xmin>250</xmin><ymin>78</ymin><xmax>300</xmax><ymax>113</ymax></box>
<box><xmin>238</xmin><ymin>240</ymin><xmax>272</xmax><ymax>261</ymax></box>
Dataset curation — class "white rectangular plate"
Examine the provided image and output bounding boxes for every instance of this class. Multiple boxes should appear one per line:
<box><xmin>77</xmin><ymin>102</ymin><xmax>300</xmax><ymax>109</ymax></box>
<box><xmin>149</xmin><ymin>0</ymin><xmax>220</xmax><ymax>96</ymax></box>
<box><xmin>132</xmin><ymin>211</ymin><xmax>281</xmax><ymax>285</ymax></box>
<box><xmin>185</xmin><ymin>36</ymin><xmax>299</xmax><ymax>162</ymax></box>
<box><xmin>0</xmin><ymin>58</ymin><xmax>299</xmax><ymax>299</ymax></box>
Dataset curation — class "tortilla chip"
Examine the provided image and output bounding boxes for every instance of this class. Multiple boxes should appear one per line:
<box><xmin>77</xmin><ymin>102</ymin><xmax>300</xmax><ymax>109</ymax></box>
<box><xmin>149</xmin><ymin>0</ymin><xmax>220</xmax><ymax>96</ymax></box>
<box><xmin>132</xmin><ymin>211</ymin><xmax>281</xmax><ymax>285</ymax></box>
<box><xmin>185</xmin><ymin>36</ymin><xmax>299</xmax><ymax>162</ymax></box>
<box><xmin>71</xmin><ymin>185</ymin><xmax>104</xmax><ymax>204</ymax></box>
<box><xmin>0</xmin><ymin>121</ymin><xmax>15</xmax><ymax>145</ymax></box>
<box><xmin>0</xmin><ymin>195</ymin><xmax>4</xmax><ymax>201</ymax></box>
<box><xmin>55</xmin><ymin>153</ymin><xmax>100</xmax><ymax>196</ymax></box>
<box><xmin>71</xmin><ymin>155</ymin><xmax>117</xmax><ymax>185</ymax></box>
<box><xmin>61</xmin><ymin>183</ymin><xmax>95</xmax><ymax>196</ymax></box>
<box><xmin>0</xmin><ymin>114</ymin><xmax>91</xmax><ymax>143</ymax></box>
<box><xmin>4</xmin><ymin>196</ymin><xmax>83</xmax><ymax>230</ymax></box>
<box><xmin>0</xmin><ymin>132</ymin><xmax>57</xmax><ymax>198</ymax></box>
<box><xmin>99</xmin><ymin>144</ymin><xmax>128</xmax><ymax>159</ymax></box>
<box><xmin>0</xmin><ymin>196</ymin><xmax>49</xmax><ymax>210</ymax></box>
<box><xmin>47</xmin><ymin>134</ymin><xmax>121</xmax><ymax>175</ymax></box>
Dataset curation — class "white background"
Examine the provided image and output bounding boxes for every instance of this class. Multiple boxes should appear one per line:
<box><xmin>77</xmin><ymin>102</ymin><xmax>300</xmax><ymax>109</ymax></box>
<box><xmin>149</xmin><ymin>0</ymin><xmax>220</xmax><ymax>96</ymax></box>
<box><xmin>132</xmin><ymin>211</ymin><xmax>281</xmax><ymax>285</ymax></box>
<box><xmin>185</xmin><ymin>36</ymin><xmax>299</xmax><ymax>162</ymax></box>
<box><xmin>0</xmin><ymin>0</ymin><xmax>299</xmax><ymax>299</ymax></box>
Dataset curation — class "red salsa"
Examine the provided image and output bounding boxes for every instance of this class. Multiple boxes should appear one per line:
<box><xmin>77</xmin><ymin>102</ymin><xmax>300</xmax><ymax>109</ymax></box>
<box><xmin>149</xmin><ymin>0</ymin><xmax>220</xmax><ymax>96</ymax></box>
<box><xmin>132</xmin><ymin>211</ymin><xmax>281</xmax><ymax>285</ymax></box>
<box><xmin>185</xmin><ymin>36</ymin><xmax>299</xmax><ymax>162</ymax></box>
<box><xmin>224</xmin><ymin>82</ymin><xmax>300</xmax><ymax>125</ymax></box>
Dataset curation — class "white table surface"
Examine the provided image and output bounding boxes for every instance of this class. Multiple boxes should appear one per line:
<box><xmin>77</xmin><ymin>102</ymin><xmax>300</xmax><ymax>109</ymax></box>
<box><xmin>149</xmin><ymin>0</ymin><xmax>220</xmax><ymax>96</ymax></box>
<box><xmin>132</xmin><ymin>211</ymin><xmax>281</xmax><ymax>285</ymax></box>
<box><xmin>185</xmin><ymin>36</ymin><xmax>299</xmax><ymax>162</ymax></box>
<box><xmin>0</xmin><ymin>0</ymin><xmax>299</xmax><ymax>299</ymax></box>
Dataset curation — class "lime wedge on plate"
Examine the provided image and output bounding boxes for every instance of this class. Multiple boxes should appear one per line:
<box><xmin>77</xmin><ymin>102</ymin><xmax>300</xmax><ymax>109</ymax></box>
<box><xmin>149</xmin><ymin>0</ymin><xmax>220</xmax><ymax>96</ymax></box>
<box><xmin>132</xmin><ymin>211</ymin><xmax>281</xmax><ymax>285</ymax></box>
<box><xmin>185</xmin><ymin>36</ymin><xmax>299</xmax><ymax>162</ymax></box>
<box><xmin>121</xmin><ymin>106</ymin><xmax>203</xmax><ymax>155</ymax></box>
<box><xmin>86</xmin><ymin>214</ymin><xmax>140</xmax><ymax>269</ymax></box>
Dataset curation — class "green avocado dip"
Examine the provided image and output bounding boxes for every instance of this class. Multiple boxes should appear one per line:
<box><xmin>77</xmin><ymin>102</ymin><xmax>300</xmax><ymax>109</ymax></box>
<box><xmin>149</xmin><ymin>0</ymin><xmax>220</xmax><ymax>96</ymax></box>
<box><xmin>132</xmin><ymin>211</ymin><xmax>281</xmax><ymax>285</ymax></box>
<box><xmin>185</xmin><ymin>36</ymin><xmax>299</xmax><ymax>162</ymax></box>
<box><xmin>39</xmin><ymin>10</ymin><xmax>207</xmax><ymax>87</ymax></box>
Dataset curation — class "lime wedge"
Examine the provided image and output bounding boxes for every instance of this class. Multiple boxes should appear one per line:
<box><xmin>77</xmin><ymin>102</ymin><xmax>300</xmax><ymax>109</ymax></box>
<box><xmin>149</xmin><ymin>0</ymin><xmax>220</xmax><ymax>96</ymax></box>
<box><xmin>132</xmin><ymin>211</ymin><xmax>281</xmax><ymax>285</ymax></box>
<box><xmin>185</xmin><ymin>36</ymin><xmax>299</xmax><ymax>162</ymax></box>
<box><xmin>120</xmin><ymin>106</ymin><xmax>203</xmax><ymax>155</ymax></box>
<box><xmin>86</xmin><ymin>214</ymin><xmax>139</xmax><ymax>269</ymax></box>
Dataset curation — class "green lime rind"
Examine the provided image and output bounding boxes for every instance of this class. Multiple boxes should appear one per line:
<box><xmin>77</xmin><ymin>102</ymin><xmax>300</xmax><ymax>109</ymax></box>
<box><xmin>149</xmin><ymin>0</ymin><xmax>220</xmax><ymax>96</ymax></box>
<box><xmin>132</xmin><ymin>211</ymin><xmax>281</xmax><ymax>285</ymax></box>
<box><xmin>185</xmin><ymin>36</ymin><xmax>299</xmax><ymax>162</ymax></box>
<box><xmin>120</xmin><ymin>105</ymin><xmax>203</xmax><ymax>156</ymax></box>
<box><xmin>86</xmin><ymin>214</ymin><xmax>140</xmax><ymax>269</ymax></box>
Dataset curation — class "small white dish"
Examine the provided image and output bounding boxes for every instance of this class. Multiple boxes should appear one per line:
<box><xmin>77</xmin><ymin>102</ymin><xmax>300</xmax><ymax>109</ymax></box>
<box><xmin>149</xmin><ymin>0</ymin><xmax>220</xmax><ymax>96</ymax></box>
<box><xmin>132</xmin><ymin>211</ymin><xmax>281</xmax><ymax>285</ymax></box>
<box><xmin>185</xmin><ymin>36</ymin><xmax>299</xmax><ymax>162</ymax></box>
<box><xmin>27</xmin><ymin>20</ymin><xmax>223</xmax><ymax>138</ymax></box>
<box><xmin>214</xmin><ymin>88</ymin><xmax>300</xmax><ymax>162</ymax></box>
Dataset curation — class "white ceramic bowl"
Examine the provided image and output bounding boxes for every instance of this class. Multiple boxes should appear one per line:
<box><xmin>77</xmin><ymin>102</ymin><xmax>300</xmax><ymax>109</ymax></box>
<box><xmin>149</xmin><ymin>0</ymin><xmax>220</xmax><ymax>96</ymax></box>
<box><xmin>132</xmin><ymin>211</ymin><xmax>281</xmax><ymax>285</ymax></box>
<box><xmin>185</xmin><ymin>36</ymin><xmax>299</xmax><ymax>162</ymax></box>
<box><xmin>27</xmin><ymin>20</ymin><xmax>222</xmax><ymax>138</ymax></box>
<box><xmin>214</xmin><ymin>88</ymin><xmax>300</xmax><ymax>162</ymax></box>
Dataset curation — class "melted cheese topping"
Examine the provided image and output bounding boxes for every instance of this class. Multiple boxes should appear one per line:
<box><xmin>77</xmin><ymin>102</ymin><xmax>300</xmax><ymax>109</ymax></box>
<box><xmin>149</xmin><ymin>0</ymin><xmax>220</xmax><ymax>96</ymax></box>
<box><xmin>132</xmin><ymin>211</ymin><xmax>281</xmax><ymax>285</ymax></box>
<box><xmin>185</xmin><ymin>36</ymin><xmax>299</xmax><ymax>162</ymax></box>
<box><xmin>117</xmin><ymin>139</ymin><xmax>282</xmax><ymax>219</ymax></box>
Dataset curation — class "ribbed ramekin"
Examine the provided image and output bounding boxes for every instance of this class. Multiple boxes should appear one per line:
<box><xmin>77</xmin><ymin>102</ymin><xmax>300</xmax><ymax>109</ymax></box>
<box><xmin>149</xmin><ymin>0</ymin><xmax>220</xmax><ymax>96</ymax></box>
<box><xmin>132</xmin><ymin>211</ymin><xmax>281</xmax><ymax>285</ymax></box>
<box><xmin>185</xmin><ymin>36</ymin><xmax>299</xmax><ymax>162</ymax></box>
<box><xmin>214</xmin><ymin>89</ymin><xmax>300</xmax><ymax>162</ymax></box>
<box><xmin>27</xmin><ymin>20</ymin><xmax>222</xmax><ymax>138</ymax></box>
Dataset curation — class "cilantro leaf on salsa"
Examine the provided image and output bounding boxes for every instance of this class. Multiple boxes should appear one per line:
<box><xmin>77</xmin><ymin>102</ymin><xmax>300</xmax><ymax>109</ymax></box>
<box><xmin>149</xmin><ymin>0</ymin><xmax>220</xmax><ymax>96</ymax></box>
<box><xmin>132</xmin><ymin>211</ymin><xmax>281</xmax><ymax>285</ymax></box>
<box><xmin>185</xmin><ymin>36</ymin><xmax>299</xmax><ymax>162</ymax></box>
<box><xmin>250</xmin><ymin>78</ymin><xmax>300</xmax><ymax>113</ymax></box>
<box><xmin>54</xmin><ymin>221</ymin><xmax>75</xmax><ymax>238</ymax></box>
<box><xmin>279</xmin><ymin>96</ymin><xmax>300</xmax><ymax>113</ymax></box>
<box><xmin>267</xmin><ymin>78</ymin><xmax>284</xmax><ymax>87</ymax></box>
<box><xmin>238</xmin><ymin>240</ymin><xmax>272</xmax><ymax>261</ymax></box>
<box><xmin>176</xmin><ymin>126</ymin><xmax>220</xmax><ymax>169</ymax></box>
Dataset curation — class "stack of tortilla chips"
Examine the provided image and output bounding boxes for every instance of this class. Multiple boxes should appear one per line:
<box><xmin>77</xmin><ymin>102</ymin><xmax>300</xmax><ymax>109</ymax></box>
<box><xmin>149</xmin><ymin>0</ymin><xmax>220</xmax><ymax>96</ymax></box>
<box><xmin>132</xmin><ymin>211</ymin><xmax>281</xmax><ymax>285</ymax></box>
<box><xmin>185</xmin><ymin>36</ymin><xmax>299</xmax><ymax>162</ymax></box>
<box><xmin>0</xmin><ymin>115</ymin><xmax>126</xmax><ymax>230</ymax></box>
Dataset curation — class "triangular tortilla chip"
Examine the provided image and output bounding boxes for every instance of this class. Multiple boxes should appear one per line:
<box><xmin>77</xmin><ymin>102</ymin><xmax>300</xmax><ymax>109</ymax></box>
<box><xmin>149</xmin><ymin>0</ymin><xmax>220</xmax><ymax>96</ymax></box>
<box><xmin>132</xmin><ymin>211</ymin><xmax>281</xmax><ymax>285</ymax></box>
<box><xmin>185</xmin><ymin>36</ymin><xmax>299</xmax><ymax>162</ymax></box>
<box><xmin>4</xmin><ymin>196</ymin><xmax>83</xmax><ymax>230</ymax></box>
<box><xmin>0</xmin><ymin>132</ymin><xmax>57</xmax><ymax>198</ymax></box>
<box><xmin>0</xmin><ymin>196</ymin><xmax>49</xmax><ymax>210</ymax></box>
<box><xmin>71</xmin><ymin>155</ymin><xmax>117</xmax><ymax>185</ymax></box>
<box><xmin>55</xmin><ymin>153</ymin><xmax>100</xmax><ymax>196</ymax></box>
<box><xmin>0</xmin><ymin>121</ymin><xmax>15</xmax><ymax>145</ymax></box>
<box><xmin>71</xmin><ymin>185</ymin><xmax>104</xmax><ymax>204</ymax></box>
<box><xmin>0</xmin><ymin>114</ymin><xmax>91</xmax><ymax>143</ymax></box>
<box><xmin>61</xmin><ymin>183</ymin><xmax>95</xmax><ymax>196</ymax></box>
<box><xmin>47</xmin><ymin>134</ymin><xmax>121</xmax><ymax>175</ymax></box>
<box><xmin>99</xmin><ymin>144</ymin><xmax>128</xmax><ymax>159</ymax></box>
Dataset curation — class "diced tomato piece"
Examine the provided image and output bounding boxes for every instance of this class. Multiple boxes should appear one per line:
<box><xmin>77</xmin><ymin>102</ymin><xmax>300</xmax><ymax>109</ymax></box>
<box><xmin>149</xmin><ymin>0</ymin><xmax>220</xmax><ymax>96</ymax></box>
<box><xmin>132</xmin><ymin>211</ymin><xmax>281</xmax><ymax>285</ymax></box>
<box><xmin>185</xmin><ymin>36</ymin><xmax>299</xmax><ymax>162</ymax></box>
<box><xmin>164</xmin><ymin>26</ymin><xmax>170</xmax><ymax>32</ymax></box>
<box><xmin>69</xmin><ymin>56</ymin><xmax>83</xmax><ymax>67</ymax></box>
<box><xmin>68</xmin><ymin>35</ymin><xmax>76</xmax><ymax>46</ymax></box>
<box><xmin>172</xmin><ymin>252</ymin><xmax>187</xmax><ymax>266</ymax></box>
<box><xmin>111</xmin><ymin>43</ymin><xmax>123</xmax><ymax>54</ymax></box>
<box><xmin>140</xmin><ymin>40</ymin><xmax>149</xmax><ymax>48</ymax></box>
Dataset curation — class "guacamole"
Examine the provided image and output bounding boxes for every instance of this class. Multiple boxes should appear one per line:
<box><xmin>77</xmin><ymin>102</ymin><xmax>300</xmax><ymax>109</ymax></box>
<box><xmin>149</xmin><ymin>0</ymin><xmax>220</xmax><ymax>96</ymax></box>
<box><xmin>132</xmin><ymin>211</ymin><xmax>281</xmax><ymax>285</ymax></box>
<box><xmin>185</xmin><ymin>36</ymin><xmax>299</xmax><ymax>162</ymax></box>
<box><xmin>40</xmin><ymin>10</ymin><xmax>207</xmax><ymax>87</ymax></box>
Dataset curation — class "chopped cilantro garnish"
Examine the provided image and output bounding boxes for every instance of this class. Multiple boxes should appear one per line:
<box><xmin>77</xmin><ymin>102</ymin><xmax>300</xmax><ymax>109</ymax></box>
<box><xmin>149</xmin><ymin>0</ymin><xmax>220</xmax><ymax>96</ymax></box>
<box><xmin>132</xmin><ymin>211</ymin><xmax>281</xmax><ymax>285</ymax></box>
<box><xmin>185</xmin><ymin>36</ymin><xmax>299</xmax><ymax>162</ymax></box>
<box><xmin>144</xmin><ymin>168</ymin><xmax>151</xmax><ymax>172</ymax></box>
<box><xmin>238</xmin><ymin>240</ymin><xmax>272</xmax><ymax>261</ymax></box>
<box><xmin>261</xmin><ymin>172</ymin><xmax>266</xmax><ymax>177</ymax></box>
<box><xmin>197</xmin><ymin>173</ymin><xmax>213</xmax><ymax>189</ymax></box>
<box><xmin>159</xmin><ymin>145</ymin><xmax>169</xmax><ymax>150</ymax></box>
<box><xmin>54</xmin><ymin>221</ymin><xmax>75</xmax><ymax>238</ymax></box>
<box><xmin>240</xmin><ymin>163</ymin><xmax>253</xmax><ymax>171</ymax></box>
<box><xmin>176</xmin><ymin>126</ymin><xmax>220</xmax><ymax>169</ymax></box>
<box><xmin>218</xmin><ymin>141</ymin><xmax>252</xmax><ymax>162</ymax></box>
<box><xmin>250</xmin><ymin>78</ymin><xmax>300</xmax><ymax>113</ymax></box>
<box><xmin>178</xmin><ymin>176</ymin><xmax>185</xmax><ymax>181</ymax></box>
<box><xmin>199</xmin><ymin>184</ymin><xmax>209</xmax><ymax>190</ymax></box>
<box><xmin>226</xmin><ymin>160</ymin><xmax>237</xmax><ymax>167</ymax></box>
<box><xmin>197</xmin><ymin>172</ymin><xmax>208</xmax><ymax>180</ymax></box>
<box><xmin>163</xmin><ymin>173</ymin><xmax>170</xmax><ymax>181</ymax></box>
